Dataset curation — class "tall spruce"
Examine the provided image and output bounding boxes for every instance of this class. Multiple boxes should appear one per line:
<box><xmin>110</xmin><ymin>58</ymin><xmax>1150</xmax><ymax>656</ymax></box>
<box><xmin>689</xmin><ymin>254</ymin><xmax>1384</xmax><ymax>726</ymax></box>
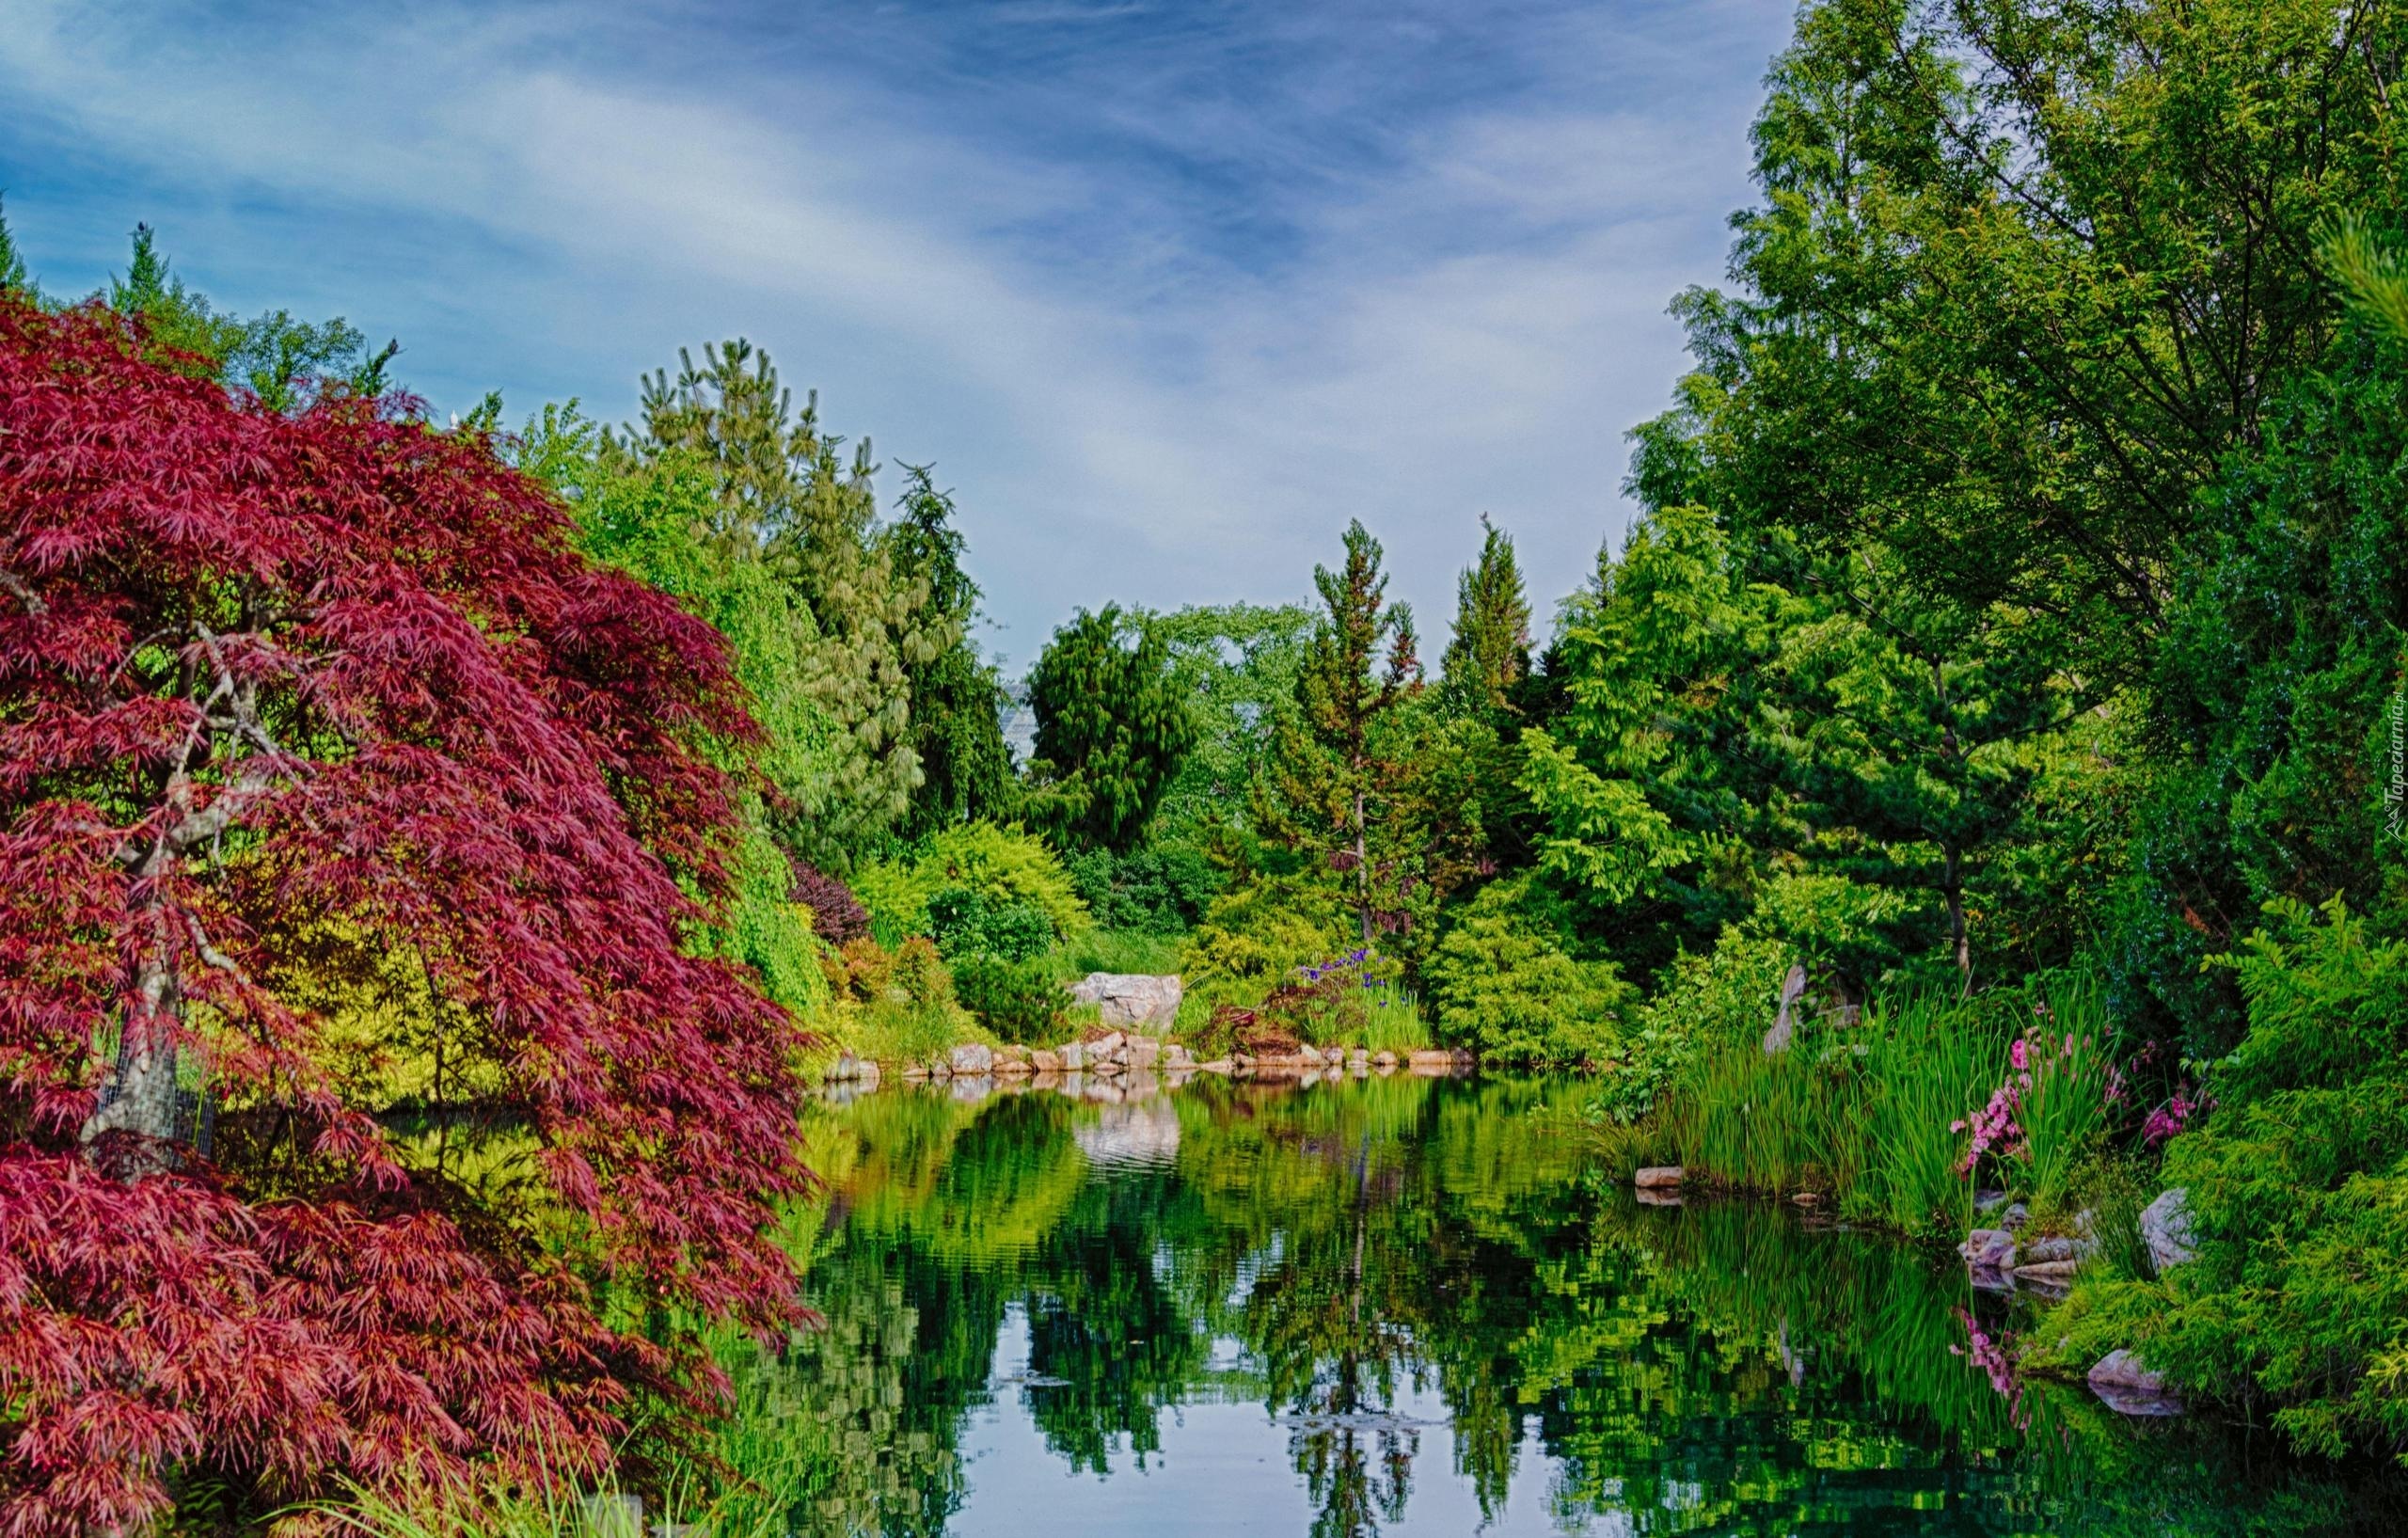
<box><xmin>1272</xmin><ymin>520</ymin><xmax>1422</xmax><ymax>943</ymax></box>
<box><xmin>1438</xmin><ymin>515</ymin><xmax>1531</xmax><ymax>720</ymax></box>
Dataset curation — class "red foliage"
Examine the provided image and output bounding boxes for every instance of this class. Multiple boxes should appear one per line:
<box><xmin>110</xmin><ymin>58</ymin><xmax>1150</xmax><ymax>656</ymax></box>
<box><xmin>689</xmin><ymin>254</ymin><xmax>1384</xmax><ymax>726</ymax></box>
<box><xmin>0</xmin><ymin>300</ymin><xmax>811</xmax><ymax>1535</ymax></box>
<box><xmin>784</xmin><ymin>856</ymin><xmax>869</xmax><ymax>944</ymax></box>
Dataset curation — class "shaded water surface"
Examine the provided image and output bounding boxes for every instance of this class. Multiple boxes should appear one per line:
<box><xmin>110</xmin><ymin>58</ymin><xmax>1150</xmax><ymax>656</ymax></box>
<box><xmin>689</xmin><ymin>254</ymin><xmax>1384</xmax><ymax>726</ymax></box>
<box><xmin>743</xmin><ymin>1075</ymin><xmax>2403</xmax><ymax>1536</ymax></box>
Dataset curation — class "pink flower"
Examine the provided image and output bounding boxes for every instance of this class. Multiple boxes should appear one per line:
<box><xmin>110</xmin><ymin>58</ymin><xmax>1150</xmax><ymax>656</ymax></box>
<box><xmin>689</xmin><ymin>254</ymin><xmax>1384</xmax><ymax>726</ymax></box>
<box><xmin>2010</xmin><ymin>1039</ymin><xmax>2028</xmax><ymax>1071</ymax></box>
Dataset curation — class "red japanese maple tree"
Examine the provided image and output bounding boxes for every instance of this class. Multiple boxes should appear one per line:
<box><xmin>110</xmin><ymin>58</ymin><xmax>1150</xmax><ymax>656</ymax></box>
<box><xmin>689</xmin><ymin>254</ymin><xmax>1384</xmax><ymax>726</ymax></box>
<box><xmin>0</xmin><ymin>298</ymin><xmax>811</xmax><ymax>1536</ymax></box>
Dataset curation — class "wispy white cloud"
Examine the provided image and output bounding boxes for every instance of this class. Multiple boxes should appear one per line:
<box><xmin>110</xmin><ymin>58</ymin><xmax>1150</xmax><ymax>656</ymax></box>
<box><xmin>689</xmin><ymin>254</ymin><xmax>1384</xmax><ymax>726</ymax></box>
<box><xmin>0</xmin><ymin>0</ymin><xmax>1793</xmax><ymax>658</ymax></box>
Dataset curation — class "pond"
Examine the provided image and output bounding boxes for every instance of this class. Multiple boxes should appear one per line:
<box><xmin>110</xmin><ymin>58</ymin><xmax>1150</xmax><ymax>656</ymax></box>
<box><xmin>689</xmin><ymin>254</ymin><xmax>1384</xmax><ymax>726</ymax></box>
<box><xmin>736</xmin><ymin>1073</ymin><xmax>2407</xmax><ymax>1536</ymax></box>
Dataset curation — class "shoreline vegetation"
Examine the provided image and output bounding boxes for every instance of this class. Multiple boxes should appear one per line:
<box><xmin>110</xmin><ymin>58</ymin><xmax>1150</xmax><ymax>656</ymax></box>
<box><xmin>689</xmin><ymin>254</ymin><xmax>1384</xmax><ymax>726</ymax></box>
<box><xmin>4</xmin><ymin>0</ymin><xmax>2406</xmax><ymax>1532</ymax></box>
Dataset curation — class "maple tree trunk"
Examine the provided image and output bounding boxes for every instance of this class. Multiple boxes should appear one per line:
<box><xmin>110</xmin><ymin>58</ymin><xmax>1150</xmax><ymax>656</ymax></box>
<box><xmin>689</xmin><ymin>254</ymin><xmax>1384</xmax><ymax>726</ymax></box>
<box><xmin>82</xmin><ymin>911</ymin><xmax>183</xmax><ymax>1158</ymax></box>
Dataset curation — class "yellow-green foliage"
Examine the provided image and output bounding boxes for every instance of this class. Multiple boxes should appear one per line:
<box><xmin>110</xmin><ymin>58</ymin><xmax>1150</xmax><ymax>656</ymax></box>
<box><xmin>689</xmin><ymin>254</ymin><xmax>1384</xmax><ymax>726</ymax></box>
<box><xmin>1180</xmin><ymin>871</ymin><xmax>1348</xmax><ymax>994</ymax></box>
<box><xmin>254</xmin><ymin>915</ymin><xmax>505</xmax><ymax>1113</ymax></box>
<box><xmin>1422</xmin><ymin>879</ymin><xmax>1632</xmax><ymax>1065</ymax></box>
<box><xmin>853</xmin><ymin>821</ymin><xmax>1089</xmax><ymax>940</ymax></box>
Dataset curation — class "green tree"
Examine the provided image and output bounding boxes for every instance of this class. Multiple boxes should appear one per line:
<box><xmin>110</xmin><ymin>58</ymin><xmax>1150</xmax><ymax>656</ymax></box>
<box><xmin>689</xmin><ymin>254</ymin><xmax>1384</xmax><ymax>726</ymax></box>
<box><xmin>1149</xmin><ymin>602</ymin><xmax>1317</xmax><ymax>848</ymax></box>
<box><xmin>0</xmin><ymin>195</ymin><xmax>34</xmax><ymax>299</ymax></box>
<box><xmin>1437</xmin><ymin>515</ymin><xmax>1531</xmax><ymax>721</ymax></box>
<box><xmin>888</xmin><ymin>467</ymin><xmax>1012</xmax><ymax>836</ymax></box>
<box><xmin>625</xmin><ymin>340</ymin><xmax>939</xmax><ymax>861</ymax></box>
<box><xmin>1518</xmin><ymin>505</ymin><xmax>1779</xmax><ymax>971</ymax></box>
<box><xmin>1024</xmin><ymin>604</ymin><xmax>1196</xmax><ymax>851</ymax></box>
<box><xmin>1270</xmin><ymin>520</ymin><xmax>1422</xmax><ymax>943</ymax></box>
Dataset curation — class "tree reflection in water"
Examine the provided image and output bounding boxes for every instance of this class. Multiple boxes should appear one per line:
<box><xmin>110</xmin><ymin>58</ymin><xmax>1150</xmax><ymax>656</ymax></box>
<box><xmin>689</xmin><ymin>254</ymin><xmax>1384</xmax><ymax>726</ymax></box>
<box><xmin>734</xmin><ymin>1076</ymin><xmax>2405</xmax><ymax>1538</ymax></box>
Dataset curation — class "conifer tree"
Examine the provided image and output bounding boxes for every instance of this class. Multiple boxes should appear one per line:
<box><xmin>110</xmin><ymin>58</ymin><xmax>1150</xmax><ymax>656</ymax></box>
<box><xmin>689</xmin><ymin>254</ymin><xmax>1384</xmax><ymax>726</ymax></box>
<box><xmin>0</xmin><ymin>196</ymin><xmax>31</xmax><ymax>298</ymax></box>
<box><xmin>1026</xmin><ymin>604</ymin><xmax>1195</xmax><ymax>851</ymax></box>
<box><xmin>890</xmin><ymin>467</ymin><xmax>1012</xmax><ymax>835</ymax></box>
<box><xmin>1271</xmin><ymin>520</ymin><xmax>1421</xmax><ymax>943</ymax></box>
<box><xmin>1439</xmin><ymin>515</ymin><xmax>1531</xmax><ymax>720</ymax></box>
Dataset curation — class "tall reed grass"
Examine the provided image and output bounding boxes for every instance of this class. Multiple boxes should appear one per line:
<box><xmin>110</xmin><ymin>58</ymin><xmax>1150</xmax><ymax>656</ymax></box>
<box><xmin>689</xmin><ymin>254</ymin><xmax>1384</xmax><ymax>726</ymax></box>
<box><xmin>1657</xmin><ymin>979</ymin><xmax>2112</xmax><ymax>1239</ymax></box>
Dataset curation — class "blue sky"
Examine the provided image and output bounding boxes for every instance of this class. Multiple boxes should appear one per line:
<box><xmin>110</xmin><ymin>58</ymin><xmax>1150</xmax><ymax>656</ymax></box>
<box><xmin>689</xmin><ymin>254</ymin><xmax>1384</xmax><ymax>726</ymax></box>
<box><xmin>0</xmin><ymin>0</ymin><xmax>1795</xmax><ymax>665</ymax></box>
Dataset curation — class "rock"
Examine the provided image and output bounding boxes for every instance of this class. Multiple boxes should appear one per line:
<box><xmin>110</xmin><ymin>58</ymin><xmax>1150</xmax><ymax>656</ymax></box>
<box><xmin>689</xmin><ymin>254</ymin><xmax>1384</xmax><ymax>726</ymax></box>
<box><xmin>1091</xmin><ymin>1056</ymin><xmax>1125</xmax><ymax>1076</ymax></box>
<box><xmin>1127</xmin><ymin>1036</ymin><xmax>1162</xmax><ymax>1068</ymax></box>
<box><xmin>1030</xmin><ymin>1048</ymin><xmax>1063</xmax><ymax>1074</ymax></box>
<box><xmin>855</xmin><ymin>1058</ymin><xmax>880</xmax><ymax>1090</ymax></box>
<box><xmin>1763</xmin><ymin>961</ymin><xmax>1809</xmax><ymax>1054</ymax></box>
<box><xmin>1405</xmin><ymin>1050</ymin><xmax>1455</xmax><ymax>1075</ymax></box>
<box><xmin>1164</xmin><ymin>1042</ymin><xmax>1194</xmax><ymax>1068</ymax></box>
<box><xmin>1973</xmin><ymin>1188</ymin><xmax>2012</xmax><ymax>1213</ymax></box>
<box><xmin>2013</xmin><ymin>1259</ymin><xmax>2082</xmax><ymax>1290</ymax></box>
<box><xmin>948</xmin><ymin>1043</ymin><xmax>994</xmax><ymax>1077</ymax></box>
<box><xmin>1089</xmin><ymin>1030</ymin><xmax>1127</xmax><ymax>1059</ymax></box>
<box><xmin>1199</xmin><ymin>1058</ymin><xmax>1236</xmax><ymax>1073</ymax></box>
<box><xmin>995</xmin><ymin>1053</ymin><xmax>1033</xmax><ymax>1078</ymax></box>
<box><xmin>2141</xmin><ymin>1188</ymin><xmax>2197</xmax><ymax>1273</ymax></box>
<box><xmin>1634</xmin><ymin>1187</ymin><xmax>1685</xmax><ymax>1208</ymax></box>
<box><xmin>1372</xmin><ymin>1050</ymin><xmax>1399</xmax><ymax>1070</ymax></box>
<box><xmin>1066</xmin><ymin>974</ymin><xmax>1184</xmax><ymax>1030</ymax></box>
<box><xmin>1791</xmin><ymin>1191</ymin><xmax>1823</xmax><ymax>1207</ymax></box>
<box><xmin>1958</xmin><ymin>1229</ymin><xmax>2018</xmax><ymax>1271</ymax></box>
<box><xmin>1347</xmin><ymin>1049</ymin><xmax>1370</xmax><ymax>1067</ymax></box>
<box><xmin>1998</xmin><ymin>1202</ymin><xmax>2030</xmax><ymax>1232</ymax></box>
<box><xmin>1058</xmin><ymin>1042</ymin><xmax>1087</xmax><ymax>1072</ymax></box>
<box><xmin>899</xmin><ymin>1063</ymin><xmax>929</xmax><ymax>1082</ymax></box>
<box><xmin>2088</xmin><ymin>1349</ymin><xmax>2183</xmax><ymax>1417</ymax></box>
<box><xmin>1634</xmin><ymin>1165</ymin><xmax>1685</xmax><ymax>1190</ymax></box>
<box><xmin>948</xmin><ymin>1074</ymin><xmax>995</xmax><ymax>1102</ymax></box>
<box><xmin>2019</xmin><ymin>1234</ymin><xmax>2091</xmax><ymax>1264</ymax></box>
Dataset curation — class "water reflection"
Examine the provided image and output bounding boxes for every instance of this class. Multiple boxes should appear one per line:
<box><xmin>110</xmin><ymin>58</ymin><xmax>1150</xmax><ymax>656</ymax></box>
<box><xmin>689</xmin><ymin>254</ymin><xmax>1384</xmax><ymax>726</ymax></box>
<box><xmin>741</xmin><ymin>1076</ymin><xmax>2405</xmax><ymax>1536</ymax></box>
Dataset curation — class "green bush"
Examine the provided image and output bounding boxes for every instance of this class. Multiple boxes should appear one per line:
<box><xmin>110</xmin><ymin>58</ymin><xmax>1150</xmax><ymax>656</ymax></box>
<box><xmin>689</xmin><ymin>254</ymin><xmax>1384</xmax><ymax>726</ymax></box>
<box><xmin>1180</xmin><ymin>871</ymin><xmax>1349</xmax><ymax>993</ymax></box>
<box><xmin>853</xmin><ymin>821</ymin><xmax>1090</xmax><ymax>941</ymax></box>
<box><xmin>952</xmin><ymin>955</ymin><xmax>1068</xmax><ymax>1044</ymax></box>
<box><xmin>1422</xmin><ymin>880</ymin><xmax>1632</xmax><ymax>1065</ymax></box>
<box><xmin>1064</xmin><ymin>842</ymin><xmax>1225</xmax><ymax>934</ymax></box>
<box><xmin>925</xmin><ymin>885</ymin><xmax>1054</xmax><ymax>963</ymax></box>
<box><xmin>2040</xmin><ymin>897</ymin><xmax>2408</xmax><ymax>1459</ymax></box>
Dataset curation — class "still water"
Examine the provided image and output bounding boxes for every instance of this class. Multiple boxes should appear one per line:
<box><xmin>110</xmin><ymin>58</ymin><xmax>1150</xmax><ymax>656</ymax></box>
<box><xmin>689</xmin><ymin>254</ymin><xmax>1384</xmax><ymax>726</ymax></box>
<box><xmin>741</xmin><ymin>1074</ymin><xmax>2405</xmax><ymax>1536</ymax></box>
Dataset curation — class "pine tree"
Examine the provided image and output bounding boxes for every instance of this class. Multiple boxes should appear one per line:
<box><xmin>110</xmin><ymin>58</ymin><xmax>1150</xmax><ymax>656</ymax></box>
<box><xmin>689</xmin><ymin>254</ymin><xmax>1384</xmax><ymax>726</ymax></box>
<box><xmin>1271</xmin><ymin>519</ymin><xmax>1421</xmax><ymax>943</ymax></box>
<box><xmin>1438</xmin><ymin>515</ymin><xmax>1531</xmax><ymax>720</ymax></box>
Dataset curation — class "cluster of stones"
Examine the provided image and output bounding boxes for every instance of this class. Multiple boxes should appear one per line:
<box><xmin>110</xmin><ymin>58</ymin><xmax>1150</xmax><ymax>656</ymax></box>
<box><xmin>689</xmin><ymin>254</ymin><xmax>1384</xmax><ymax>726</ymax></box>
<box><xmin>1955</xmin><ymin>1185</ymin><xmax>2197</xmax><ymax>1417</ymax></box>
<box><xmin>821</xmin><ymin>1037</ymin><xmax>1477</xmax><ymax>1105</ymax></box>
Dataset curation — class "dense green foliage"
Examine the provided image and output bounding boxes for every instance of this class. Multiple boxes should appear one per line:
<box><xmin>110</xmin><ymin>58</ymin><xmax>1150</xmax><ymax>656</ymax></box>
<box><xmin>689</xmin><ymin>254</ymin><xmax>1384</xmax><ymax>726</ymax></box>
<box><xmin>1024</xmin><ymin>604</ymin><xmax>1196</xmax><ymax>851</ymax></box>
<box><xmin>852</xmin><ymin>821</ymin><xmax>1089</xmax><ymax>943</ymax></box>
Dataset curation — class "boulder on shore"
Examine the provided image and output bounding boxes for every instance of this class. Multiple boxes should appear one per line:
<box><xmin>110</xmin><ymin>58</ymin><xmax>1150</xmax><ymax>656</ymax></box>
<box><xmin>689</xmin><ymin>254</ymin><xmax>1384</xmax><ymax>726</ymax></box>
<box><xmin>1634</xmin><ymin>1165</ymin><xmax>1685</xmax><ymax>1190</ymax></box>
<box><xmin>2088</xmin><ymin>1349</ymin><xmax>2183</xmax><ymax>1416</ymax></box>
<box><xmin>1067</xmin><ymin>974</ymin><xmax>1183</xmax><ymax>1030</ymax></box>
<box><xmin>1958</xmin><ymin>1229</ymin><xmax>2018</xmax><ymax>1272</ymax></box>
<box><xmin>2141</xmin><ymin>1188</ymin><xmax>2197</xmax><ymax>1273</ymax></box>
<box><xmin>948</xmin><ymin>1042</ymin><xmax>993</xmax><ymax>1077</ymax></box>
